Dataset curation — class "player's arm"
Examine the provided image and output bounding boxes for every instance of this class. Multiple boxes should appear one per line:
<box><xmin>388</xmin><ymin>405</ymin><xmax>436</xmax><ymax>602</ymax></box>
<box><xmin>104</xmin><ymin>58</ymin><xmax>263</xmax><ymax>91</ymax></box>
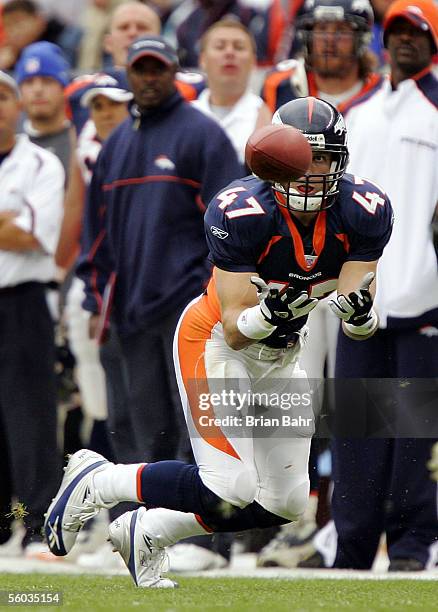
<box><xmin>55</xmin><ymin>155</ymin><xmax>86</xmax><ymax>270</ymax></box>
<box><xmin>329</xmin><ymin>259</ymin><xmax>379</xmax><ymax>341</ymax></box>
<box><xmin>216</xmin><ymin>267</ymin><xmax>318</xmax><ymax>351</ymax></box>
<box><xmin>216</xmin><ymin>268</ymin><xmax>261</xmax><ymax>351</ymax></box>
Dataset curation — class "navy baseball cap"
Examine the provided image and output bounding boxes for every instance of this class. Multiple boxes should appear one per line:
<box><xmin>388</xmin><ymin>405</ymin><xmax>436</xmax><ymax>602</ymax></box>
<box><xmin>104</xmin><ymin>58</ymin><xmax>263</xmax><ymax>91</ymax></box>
<box><xmin>80</xmin><ymin>73</ymin><xmax>134</xmax><ymax>107</ymax></box>
<box><xmin>15</xmin><ymin>42</ymin><xmax>70</xmax><ymax>87</ymax></box>
<box><xmin>127</xmin><ymin>36</ymin><xmax>179</xmax><ymax>67</ymax></box>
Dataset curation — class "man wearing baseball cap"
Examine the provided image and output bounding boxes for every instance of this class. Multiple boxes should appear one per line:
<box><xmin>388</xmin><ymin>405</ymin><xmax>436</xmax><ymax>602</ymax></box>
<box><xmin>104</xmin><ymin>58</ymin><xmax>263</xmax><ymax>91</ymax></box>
<box><xmin>15</xmin><ymin>41</ymin><xmax>72</xmax><ymax>175</ymax></box>
<box><xmin>311</xmin><ymin>0</ymin><xmax>438</xmax><ymax>572</ymax></box>
<box><xmin>75</xmin><ymin>36</ymin><xmax>242</xmax><ymax>565</ymax></box>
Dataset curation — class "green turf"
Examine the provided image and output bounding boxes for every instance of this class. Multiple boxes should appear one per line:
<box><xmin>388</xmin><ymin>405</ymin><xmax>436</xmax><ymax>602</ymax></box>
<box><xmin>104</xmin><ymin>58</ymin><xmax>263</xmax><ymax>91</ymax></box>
<box><xmin>0</xmin><ymin>575</ymin><xmax>437</xmax><ymax>611</ymax></box>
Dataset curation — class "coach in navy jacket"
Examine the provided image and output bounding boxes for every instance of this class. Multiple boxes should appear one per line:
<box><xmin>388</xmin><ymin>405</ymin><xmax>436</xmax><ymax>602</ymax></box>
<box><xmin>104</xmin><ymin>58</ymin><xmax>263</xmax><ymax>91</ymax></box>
<box><xmin>77</xmin><ymin>36</ymin><xmax>242</xmax><ymax>461</ymax></box>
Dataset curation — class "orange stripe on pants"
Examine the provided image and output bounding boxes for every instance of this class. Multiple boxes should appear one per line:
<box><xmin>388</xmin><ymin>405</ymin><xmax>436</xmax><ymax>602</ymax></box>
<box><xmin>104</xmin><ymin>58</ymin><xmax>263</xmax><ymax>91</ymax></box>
<box><xmin>176</xmin><ymin>295</ymin><xmax>241</xmax><ymax>461</ymax></box>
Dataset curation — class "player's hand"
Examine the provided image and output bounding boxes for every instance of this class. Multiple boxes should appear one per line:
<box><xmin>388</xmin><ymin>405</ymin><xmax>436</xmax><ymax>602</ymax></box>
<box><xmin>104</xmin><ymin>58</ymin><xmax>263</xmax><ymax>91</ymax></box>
<box><xmin>251</xmin><ymin>276</ymin><xmax>317</xmax><ymax>325</ymax></box>
<box><xmin>328</xmin><ymin>272</ymin><xmax>374</xmax><ymax>326</ymax></box>
<box><xmin>427</xmin><ymin>441</ymin><xmax>438</xmax><ymax>482</ymax></box>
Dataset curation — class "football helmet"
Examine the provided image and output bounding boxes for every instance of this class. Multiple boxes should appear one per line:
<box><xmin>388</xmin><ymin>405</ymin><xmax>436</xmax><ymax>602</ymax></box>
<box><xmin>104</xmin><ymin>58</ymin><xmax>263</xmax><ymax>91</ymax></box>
<box><xmin>297</xmin><ymin>0</ymin><xmax>374</xmax><ymax>58</ymax></box>
<box><xmin>272</xmin><ymin>97</ymin><xmax>349</xmax><ymax>213</ymax></box>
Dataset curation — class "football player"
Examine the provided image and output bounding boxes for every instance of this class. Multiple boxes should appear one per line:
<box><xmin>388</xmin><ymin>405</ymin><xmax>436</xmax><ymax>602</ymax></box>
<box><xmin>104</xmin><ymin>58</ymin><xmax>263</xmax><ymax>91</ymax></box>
<box><xmin>44</xmin><ymin>97</ymin><xmax>393</xmax><ymax>588</ymax></box>
<box><xmin>262</xmin><ymin>0</ymin><xmax>384</xmax><ymax>115</ymax></box>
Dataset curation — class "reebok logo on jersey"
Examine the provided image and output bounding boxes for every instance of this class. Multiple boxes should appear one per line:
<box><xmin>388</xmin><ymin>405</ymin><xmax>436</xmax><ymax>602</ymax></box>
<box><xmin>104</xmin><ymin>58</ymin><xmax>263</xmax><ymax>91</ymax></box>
<box><xmin>154</xmin><ymin>155</ymin><xmax>175</xmax><ymax>171</ymax></box>
<box><xmin>210</xmin><ymin>226</ymin><xmax>229</xmax><ymax>239</ymax></box>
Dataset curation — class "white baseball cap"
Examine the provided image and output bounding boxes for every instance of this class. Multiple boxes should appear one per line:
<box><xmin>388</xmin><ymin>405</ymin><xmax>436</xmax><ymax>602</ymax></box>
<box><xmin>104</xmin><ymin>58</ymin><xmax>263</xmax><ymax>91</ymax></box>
<box><xmin>80</xmin><ymin>73</ymin><xmax>133</xmax><ymax>108</ymax></box>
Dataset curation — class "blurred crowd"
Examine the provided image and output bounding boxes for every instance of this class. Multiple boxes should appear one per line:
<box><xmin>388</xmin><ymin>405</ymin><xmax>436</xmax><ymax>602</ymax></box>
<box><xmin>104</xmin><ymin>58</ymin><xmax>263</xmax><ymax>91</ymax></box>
<box><xmin>0</xmin><ymin>0</ymin><xmax>437</xmax><ymax>576</ymax></box>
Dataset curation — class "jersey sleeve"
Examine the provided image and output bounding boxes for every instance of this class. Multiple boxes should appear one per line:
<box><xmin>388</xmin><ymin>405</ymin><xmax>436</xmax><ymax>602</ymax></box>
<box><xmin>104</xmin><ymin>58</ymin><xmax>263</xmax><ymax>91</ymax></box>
<box><xmin>341</xmin><ymin>175</ymin><xmax>394</xmax><ymax>261</ymax></box>
<box><xmin>204</xmin><ymin>179</ymin><xmax>273</xmax><ymax>273</ymax></box>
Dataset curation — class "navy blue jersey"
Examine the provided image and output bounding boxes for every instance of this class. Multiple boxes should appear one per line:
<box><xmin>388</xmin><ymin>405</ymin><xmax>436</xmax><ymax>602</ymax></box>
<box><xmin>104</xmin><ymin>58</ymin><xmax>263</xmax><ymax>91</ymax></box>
<box><xmin>205</xmin><ymin>174</ymin><xmax>393</xmax><ymax>347</ymax></box>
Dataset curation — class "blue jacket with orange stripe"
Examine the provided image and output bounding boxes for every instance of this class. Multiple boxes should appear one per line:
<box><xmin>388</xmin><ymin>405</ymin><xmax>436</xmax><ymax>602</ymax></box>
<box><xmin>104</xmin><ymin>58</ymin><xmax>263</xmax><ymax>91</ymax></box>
<box><xmin>76</xmin><ymin>90</ymin><xmax>243</xmax><ymax>337</ymax></box>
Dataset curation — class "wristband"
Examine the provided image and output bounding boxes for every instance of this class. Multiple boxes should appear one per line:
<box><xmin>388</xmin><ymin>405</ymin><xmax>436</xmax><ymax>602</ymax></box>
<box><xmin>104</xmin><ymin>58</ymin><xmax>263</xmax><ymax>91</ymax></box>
<box><xmin>237</xmin><ymin>305</ymin><xmax>276</xmax><ymax>340</ymax></box>
<box><xmin>343</xmin><ymin>308</ymin><xmax>379</xmax><ymax>340</ymax></box>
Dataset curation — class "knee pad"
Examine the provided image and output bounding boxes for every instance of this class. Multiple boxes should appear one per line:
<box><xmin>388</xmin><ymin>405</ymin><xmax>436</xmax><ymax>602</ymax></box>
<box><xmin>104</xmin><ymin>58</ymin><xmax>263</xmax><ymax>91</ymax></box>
<box><xmin>261</xmin><ymin>478</ymin><xmax>310</xmax><ymax>522</ymax></box>
<box><xmin>227</xmin><ymin>466</ymin><xmax>258</xmax><ymax>508</ymax></box>
<box><xmin>200</xmin><ymin>464</ymin><xmax>257</xmax><ymax>510</ymax></box>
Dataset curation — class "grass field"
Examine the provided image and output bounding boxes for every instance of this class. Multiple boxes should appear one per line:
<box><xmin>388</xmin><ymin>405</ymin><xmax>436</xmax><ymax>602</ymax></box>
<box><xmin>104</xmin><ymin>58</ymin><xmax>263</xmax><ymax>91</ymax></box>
<box><xmin>0</xmin><ymin>575</ymin><xmax>437</xmax><ymax>611</ymax></box>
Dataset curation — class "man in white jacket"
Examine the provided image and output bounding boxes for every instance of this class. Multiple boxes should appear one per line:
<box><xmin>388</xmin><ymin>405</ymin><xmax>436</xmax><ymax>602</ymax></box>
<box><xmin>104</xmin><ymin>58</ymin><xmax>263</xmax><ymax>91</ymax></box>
<box><xmin>0</xmin><ymin>70</ymin><xmax>64</xmax><ymax>557</ymax></box>
<box><xmin>316</xmin><ymin>0</ymin><xmax>438</xmax><ymax>572</ymax></box>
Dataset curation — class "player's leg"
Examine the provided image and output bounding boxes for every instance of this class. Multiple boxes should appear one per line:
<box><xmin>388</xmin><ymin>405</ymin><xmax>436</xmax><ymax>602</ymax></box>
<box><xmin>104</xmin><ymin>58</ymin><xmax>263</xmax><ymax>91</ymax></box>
<box><xmin>44</xmin><ymin>298</ymin><xmax>260</xmax><ymax>561</ymax></box>
<box><xmin>330</xmin><ymin>329</ymin><xmax>390</xmax><ymax>569</ymax></box>
<box><xmin>385</xmin><ymin>326</ymin><xmax>438</xmax><ymax>570</ymax></box>
<box><xmin>251</xmin><ymin>357</ymin><xmax>313</xmax><ymax>523</ymax></box>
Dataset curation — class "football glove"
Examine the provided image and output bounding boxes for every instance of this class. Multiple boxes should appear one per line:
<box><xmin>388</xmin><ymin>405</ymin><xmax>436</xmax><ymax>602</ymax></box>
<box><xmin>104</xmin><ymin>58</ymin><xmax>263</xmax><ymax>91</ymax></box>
<box><xmin>427</xmin><ymin>441</ymin><xmax>438</xmax><ymax>482</ymax></box>
<box><xmin>251</xmin><ymin>276</ymin><xmax>317</xmax><ymax>326</ymax></box>
<box><xmin>328</xmin><ymin>272</ymin><xmax>378</xmax><ymax>337</ymax></box>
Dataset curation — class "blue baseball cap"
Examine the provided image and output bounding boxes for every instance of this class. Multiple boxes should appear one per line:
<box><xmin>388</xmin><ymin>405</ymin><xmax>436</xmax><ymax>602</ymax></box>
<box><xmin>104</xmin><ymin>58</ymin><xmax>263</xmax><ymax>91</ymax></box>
<box><xmin>15</xmin><ymin>42</ymin><xmax>70</xmax><ymax>87</ymax></box>
<box><xmin>127</xmin><ymin>36</ymin><xmax>179</xmax><ymax>67</ymax></box>
<box><xmin>80</xmin><ymin>73</ymin><xmax>134</xmax><ymax>107</ymax></box>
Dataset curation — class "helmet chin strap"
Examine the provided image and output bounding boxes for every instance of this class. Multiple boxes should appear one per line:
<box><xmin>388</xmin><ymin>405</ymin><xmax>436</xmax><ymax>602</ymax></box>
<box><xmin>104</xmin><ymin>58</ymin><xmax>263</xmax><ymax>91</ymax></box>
<box><xmin>273</xmin><ymin>186</ymin><xmax>324</xmax><ymax>212</ymax></box>
<box><xmin>288</xmin><ymin>190</ymin><xmax>324</xmax><ymax>212</ymax></box>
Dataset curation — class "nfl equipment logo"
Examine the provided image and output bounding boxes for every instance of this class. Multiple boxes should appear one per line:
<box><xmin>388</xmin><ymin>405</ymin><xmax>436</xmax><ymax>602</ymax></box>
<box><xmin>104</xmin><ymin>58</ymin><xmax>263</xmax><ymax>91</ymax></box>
<box><xmin>25</xmin><ymin>58</ymin><xmax>41</xmax><ymax>74</ymax></box>
<box><xmin>154</xmin><ymin>155</ymin><xmax>175</xmax><ymax>171</ymax></box>
<box><xmin>305</xmin><ymin>254</ymin><xmax>317</xmax><ymax>268</ymax></box>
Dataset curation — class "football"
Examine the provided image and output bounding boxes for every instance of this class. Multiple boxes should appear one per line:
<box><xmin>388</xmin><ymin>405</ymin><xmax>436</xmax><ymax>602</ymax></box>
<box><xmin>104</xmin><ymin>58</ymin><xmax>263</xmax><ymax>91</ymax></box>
<box><xmin>245</xmin><ymin>124</ymin><xmax>313</xmax><ymax>182</ymax></box>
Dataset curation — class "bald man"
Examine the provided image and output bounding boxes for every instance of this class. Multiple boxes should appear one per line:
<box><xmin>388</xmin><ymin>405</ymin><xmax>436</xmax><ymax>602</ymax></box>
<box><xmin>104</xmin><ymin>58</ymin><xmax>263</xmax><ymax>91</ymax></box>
<box><xmin>104</xmin><ymin>1</ymin><xmax>161</xmax><ymax>68</ymax></box>
<box><xmin>79</xmin><ymin>1</ymin><xmax>161</xmax><ymax>71</ymax></box>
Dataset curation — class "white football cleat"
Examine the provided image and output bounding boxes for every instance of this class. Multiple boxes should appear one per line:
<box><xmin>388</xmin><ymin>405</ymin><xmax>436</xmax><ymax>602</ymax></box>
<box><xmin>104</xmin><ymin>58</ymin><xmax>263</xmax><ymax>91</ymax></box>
<box><xmin>44</xmin><ymin>449</ymin><xmax>115</xmax><ymax>556</ymax></box>
<box><xmin>108</xmin><ymin>507</ymin><xmax>178</xmax><ymax>588</ymax></box>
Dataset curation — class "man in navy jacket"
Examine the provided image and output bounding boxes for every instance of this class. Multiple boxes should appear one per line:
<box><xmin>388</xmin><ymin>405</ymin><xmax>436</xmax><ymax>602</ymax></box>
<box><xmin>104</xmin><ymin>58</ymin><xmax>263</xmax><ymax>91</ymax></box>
<box><xmin>77</xmin><ymin>35</ymin><xmax>242</xmax><ymax>462</ymax></box>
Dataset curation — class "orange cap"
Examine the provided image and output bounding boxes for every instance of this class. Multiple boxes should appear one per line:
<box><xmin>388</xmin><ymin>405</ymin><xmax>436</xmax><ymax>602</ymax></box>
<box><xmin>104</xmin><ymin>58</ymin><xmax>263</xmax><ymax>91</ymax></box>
<box><xmin>383</xmin><ymin>0</ymin><xmax>438</xmax><ymax>52</ymax></box>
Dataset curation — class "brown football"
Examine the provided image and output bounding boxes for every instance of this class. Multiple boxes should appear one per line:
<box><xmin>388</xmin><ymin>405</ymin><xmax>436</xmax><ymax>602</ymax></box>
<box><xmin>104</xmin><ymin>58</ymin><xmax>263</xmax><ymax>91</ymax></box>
<box><xmin>245</xmin><ymin>124</ymin><xmax>313</xmax><ymax>182</ymax></box>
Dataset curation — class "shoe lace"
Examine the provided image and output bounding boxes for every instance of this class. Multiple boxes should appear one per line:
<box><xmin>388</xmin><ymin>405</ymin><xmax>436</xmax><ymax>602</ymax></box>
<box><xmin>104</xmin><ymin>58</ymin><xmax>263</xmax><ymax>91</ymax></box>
<box><xmin>64</xmin><ymin>499</ymin><xmax>100</xmax><ymax>531</ymax></box>
<box><xmin>141</xmin><ymin>547</ymin><xmax>169</xmax><ymax>578</ymax></box>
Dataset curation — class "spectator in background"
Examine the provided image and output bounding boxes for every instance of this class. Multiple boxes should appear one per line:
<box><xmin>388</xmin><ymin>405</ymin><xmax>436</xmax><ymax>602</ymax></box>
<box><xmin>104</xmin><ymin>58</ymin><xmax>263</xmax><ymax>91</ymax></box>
<box><xmin>192</xmin><ymin>19</ymin><xmax>271</xmax><ymax>164</ymax></box>
<box><xmin>176</xmin><ymin>0</ymin><xmax>286</xmax><ymax>68</ymax></box>
<box><xmin>0</xmin><ymin>70</ymin><xmax>64</xmax><ymax>557</ymax></box>
<box><xmin>55</xmin><ymin>75</ymin><xmax>135</xmax><ymax>568</ymax></box>
<box><xmin>78</xmin><ymin>0</ymin><xmax>148</xmax><ymax>72</ymax></box>
<box><xmin>102</xmin><ymin>0</ymin><xmax>162</xmax><ymax>69</ymax></box>
<box><xmin>15</xmin><ymin>41</ymin><xmax>73</xmax><ymax>175</ymax></box>
<box><xmin>76</xmin><ymin>32</ymin><xmax>242</xmax><ymax>527</ymax></box>
<box><xmin>314</xmin><ymin>0</ymin><xmax>438</xmax><ymax>572</ymax></box>
<box><xmin>262</xmin><ymin>0</ymin><xmax>382</xmax><ymax>114</ymax></box>
<box><xmin>0</xmin><ymin>0</ymin><xmax>82</xmax><ymax>70</ymax></box>
<box><xmin>57</xmin><ymin>73</ymin><xmax>134</xmax><ymax>418</ymax></box>
<box><xmin>369</xmin><ymin>0</ymin><xmax>395</xmax><ymax>68</ymax></box>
